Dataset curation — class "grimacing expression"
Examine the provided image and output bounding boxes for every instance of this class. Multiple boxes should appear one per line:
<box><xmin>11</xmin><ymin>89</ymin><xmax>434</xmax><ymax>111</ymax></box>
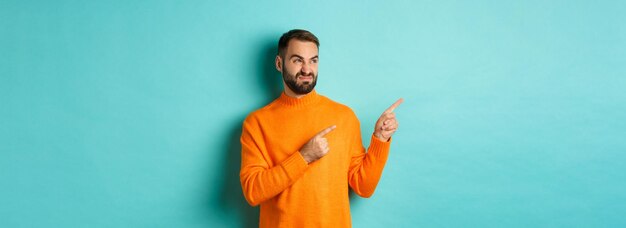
<box><xmin>281</xmin><ymin>40</ymin><xmax>319</xmax><ymax>95</ymax></box>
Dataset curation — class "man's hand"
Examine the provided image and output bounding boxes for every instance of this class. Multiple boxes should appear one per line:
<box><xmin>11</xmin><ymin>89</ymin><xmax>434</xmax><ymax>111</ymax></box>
<box><xmin>300</xmin><ymin>125</ymin><xmax>336</xmax><ymax>164</ymax></box>
<box><xmin>374</xmin><ymin>98</ymin><xmax>403</xmax><ymax>142</ymax></box>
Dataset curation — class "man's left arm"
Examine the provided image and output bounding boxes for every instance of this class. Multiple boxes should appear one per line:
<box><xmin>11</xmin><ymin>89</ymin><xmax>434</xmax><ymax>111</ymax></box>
<box><xmin>348</xmin><ymin>99</ymin><xmax>403</xmax><ymax>197</ymax></box>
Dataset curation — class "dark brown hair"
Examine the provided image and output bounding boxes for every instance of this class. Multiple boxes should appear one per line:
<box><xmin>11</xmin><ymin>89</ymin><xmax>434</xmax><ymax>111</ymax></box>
<box><xmin>277</xmin><ymin>29</ymin><xmax>319</xmax><ymax>58</ymax></box>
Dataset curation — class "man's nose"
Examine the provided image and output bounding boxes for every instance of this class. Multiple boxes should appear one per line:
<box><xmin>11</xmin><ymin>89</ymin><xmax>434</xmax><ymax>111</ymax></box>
<box><xmin>301</xmin><ymin>62</ymin><xmax>312</xmax><ymax>75</ymax></box>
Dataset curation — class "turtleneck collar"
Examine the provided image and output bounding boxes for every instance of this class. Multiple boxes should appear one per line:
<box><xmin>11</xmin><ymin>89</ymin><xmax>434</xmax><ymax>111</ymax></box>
<box><xmin>277</xmin><ymin>90</ymin><xmax>321</xmax><ymax>107</ymax></box>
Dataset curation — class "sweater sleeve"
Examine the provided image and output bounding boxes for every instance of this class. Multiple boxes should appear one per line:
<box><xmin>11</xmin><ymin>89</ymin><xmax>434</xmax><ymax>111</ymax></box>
<box><xmin>239</xmin><ymin>115</ymin><xmax>309</xmax><ymax>206</ymax></box>
<box><xmin>347</xmin><ymin>118</ymin><xmax>392</xmax><ymax>198</ymax></box>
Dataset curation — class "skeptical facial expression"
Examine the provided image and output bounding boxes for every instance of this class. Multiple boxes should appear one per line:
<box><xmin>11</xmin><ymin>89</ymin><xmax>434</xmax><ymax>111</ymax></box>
<box><xmin>279</xmin><ymin>40</ymin><xmax>319</xmax><ymax>95</ymax></box>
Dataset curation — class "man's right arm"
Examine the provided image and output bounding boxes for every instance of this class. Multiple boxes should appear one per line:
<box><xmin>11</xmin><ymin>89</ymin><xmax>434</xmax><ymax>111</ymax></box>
<box><xmin>239</xmin><ymin>115</ymin><xmax>309</xmax><ymax>206</ymax></box>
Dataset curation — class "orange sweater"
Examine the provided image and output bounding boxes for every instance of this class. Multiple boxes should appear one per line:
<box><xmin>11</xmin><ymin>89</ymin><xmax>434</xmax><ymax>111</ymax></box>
<box><xmin>240</xmin><ymin>90</ymin><xmax>391</xmax><ymax>227</ymax></box>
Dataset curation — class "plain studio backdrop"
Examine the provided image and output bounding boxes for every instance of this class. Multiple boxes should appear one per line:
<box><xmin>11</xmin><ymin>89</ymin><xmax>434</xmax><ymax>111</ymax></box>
<box><xmin>1</xmin><ymin>1</ymin><xmax>625</xmax><ymax>227</ymax></box>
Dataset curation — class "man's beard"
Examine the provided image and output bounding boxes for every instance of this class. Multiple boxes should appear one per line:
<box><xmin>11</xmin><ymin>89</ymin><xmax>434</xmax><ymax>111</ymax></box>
<box><xmin>282</xmin><ymin>68</ymin><xmax>317</xmax><ymax>95</ymax></box>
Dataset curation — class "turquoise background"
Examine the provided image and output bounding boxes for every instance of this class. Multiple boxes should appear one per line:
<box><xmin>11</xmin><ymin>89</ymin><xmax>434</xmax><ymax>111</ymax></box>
<box><xmin>2</xmin><ymin>1</ymin><xmax>625</xmax><ymax>227</ymax></box>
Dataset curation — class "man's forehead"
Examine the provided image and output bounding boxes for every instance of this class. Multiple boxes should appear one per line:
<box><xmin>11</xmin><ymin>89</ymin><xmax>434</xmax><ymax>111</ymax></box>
<box><xmin>286</xmin><ymin>40</ymin><xmax>318</xmax><ymax>57</ymax></box>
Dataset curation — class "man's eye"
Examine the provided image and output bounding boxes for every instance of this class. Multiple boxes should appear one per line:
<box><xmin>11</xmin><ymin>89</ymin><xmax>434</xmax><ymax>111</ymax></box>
<box><xmin>311</xmin><ymin>59</ymin><xmax>318</xmax><ymax>64</ymax></box>
<box><xmin>294</xmin><ymin>59</ymin><xmax>302</xmax><ymax>63</ymax></box>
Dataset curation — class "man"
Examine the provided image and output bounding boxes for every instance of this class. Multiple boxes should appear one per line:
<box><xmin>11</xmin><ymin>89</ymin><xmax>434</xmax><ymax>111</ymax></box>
<box><xmin>240</xmin><ymin>29</ymin><xmax>402</xmax><ymax>227</ymax></box>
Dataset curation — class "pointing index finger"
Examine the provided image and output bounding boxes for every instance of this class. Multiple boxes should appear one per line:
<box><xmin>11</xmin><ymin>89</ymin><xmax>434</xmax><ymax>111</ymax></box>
<box><xmin>384</xmin><ymin>98</ymin><xmax>404</xmax><ymax>114</ymax></box>
<box><xmin>316</xmin><ymin>125</ymin><xmax>337</xmax><ymax>138</ymax></box>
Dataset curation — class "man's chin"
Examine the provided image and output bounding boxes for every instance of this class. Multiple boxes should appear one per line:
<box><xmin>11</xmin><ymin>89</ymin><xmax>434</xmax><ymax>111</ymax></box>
<box><xmin>298</xmin><ymin>83</ymin><xmax>314</xmax><ymax>89</ymax></box>
<box><xmin>294</xmin><ymin>85</ymin><xmax>315</xmax><ymax>94</ymax></box>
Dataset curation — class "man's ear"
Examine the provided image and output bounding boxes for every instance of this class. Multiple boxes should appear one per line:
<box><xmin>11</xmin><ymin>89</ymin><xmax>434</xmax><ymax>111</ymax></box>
<box><xmin>275</xmin><ymin>55</ymin><xmax>282</xmax><ymax>73</ymax></box>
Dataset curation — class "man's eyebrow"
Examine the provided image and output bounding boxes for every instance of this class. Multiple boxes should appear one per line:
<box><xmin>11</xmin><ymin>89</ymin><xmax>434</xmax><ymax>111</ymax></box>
<box><xmin>289</xmin><ymin>54</ymin><xmax>319</xmax><ymax>60</ymax></box>
<box><xmin>289</xmin><ymin>54</ymin><xmax>304</xmax><ymax>59</ymax></box>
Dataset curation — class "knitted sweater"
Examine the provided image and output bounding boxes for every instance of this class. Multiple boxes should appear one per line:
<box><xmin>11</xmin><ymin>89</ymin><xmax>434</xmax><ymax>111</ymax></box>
<box><xmin>240</xmin><ymin>90</ymin><xmax>391</xmax><ymax>227</ymax></box>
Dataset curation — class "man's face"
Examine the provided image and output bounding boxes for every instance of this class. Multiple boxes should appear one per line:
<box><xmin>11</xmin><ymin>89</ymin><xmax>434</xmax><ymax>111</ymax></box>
<box><xmin>278</xmin><ymin>40</ymin><xmax>319</xmax><ymax>95</ymax></box>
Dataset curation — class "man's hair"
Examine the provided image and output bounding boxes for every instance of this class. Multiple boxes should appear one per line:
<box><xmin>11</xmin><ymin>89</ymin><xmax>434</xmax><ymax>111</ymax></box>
<box><xmin>277</xmin><ymin>29</ymin><xmax>319</xmax><ymax>58</ymax></box>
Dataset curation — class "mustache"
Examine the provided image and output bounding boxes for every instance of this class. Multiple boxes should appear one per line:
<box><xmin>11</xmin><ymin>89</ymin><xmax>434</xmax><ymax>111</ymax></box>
<box><xmin>296</xmin><ymin>72</ymin><xmax>315</xmax><ymax>77</ymax></box>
